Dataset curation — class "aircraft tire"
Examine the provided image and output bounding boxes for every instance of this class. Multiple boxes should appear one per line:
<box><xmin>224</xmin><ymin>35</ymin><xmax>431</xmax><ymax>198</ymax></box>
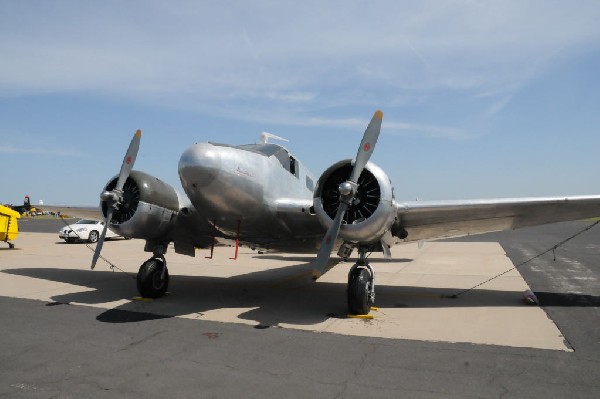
<box><xmin>347</xmin><ymin>267</ymin><xmax>372</xmax><ymax>315</ymax></box>
<box><xmin>88</xmin><ymin>230</ymin><xmax>99</xmax><ymax>243</ymax></box>
<box><xmin>137</xmin><ymin>258</ymin><xmax>169</xmax><ymax>298</ymax></box>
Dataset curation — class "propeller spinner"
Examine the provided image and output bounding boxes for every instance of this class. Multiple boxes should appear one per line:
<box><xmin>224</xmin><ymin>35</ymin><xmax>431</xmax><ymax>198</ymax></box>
<box><xmin>312</xmin><ymin>110</ymin><xmax>383</xmax><ymax>279</ymax></box>
<box><xmin>91</xmin><ymin>129</ymin><xmax>141</xmax><ymax>269</ymax></box>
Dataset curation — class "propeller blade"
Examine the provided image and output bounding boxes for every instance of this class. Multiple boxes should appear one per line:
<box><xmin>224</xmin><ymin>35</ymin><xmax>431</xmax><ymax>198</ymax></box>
<box><xmin>313</xmin><ymin>202</ymin><xmax>348</xmax><ymax>279</ymax></box>
<box><xmin>91</xmin><ymin>208</ymin><xmax>112</xmax><ymax>269</ymax></box>
<box><xmin>312</xmin><ymin>110</ymin><xmax>384</xmax><ymax>279</ymax></box>
<box><xmin>115</xmin><ymin>130</ymin><xmax>141</xmax><ymax>192</ymax></box>
<box><xmin>92</xmin><ymin>129</ymin><xmax>141</xmax><ymax>269</ymax></box>
<box><xmin>349</xmin><ymin>110</ymin><xmax>382</xmax><ymax>183</ymax></box>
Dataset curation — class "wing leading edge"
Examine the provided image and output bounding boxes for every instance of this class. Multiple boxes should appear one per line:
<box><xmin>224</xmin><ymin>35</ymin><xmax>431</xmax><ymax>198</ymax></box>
<box><xmin>395</xmin><ymin>195</ymin><xmax>600</xmax><ymax>242</ymax></box>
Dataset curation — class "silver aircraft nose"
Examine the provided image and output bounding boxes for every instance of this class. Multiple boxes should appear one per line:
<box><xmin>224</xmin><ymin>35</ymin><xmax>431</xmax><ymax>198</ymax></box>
<box><xmin>178</xmin><ymin>142</ymin><xmax>222</xmax><ymax>190</ymax></box>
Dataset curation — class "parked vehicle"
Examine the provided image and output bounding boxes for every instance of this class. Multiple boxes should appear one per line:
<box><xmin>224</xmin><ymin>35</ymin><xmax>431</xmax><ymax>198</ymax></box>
<box><xmin>59</xmin><ymin>219</ymin><xmax>121</xmax><ymax>243</ymax></box>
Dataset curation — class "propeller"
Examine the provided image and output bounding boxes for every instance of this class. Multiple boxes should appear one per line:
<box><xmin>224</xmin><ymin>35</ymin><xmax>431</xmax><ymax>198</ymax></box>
<box><xmin>91</xmin><ymin>129</ymin><xmax>141</xmax><ymax>269</ymax></box>
<box><xmin>312</xmin><ymin>110</ymin><xmax>383</xmax><ymax>279</ymax></box>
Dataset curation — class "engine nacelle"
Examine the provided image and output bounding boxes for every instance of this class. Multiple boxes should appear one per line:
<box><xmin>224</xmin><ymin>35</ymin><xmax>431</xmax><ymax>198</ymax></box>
<box><xmin>101</xmin><ymin>170</ymin><xmax>180</xmax><ymax>240</ymax></box>
<box><xmin>313</xmin><ymin>160</ymin><xmax>396</xmax><ymax>245</ymax></box>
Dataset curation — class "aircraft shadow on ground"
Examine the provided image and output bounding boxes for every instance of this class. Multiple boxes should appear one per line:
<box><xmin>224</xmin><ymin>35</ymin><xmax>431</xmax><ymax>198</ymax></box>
<box><xmin>54</xmin><ymin>238</ymin><xmax>129</xmax><ymax>245</ymax></box>
<box><xmin>255</xmin><ymin>254</ymin><xmax>414</xmax><ymax>264</ymax></box>
<box><xmin>4</xmin><ymin>265</ymin><xmax>599</xmax><ymax>327</ymax></box>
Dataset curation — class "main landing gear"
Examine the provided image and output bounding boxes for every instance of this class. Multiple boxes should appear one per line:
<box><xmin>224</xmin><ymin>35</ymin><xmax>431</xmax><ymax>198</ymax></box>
<box><xmin>137</xmin><ymin>255</ymin><xmax>170</xmax><ymax>298</ymax></box>
<box><xmin>347</xmin><ymin>248</ymin><xmax>375</xmax><ymax>315</ymax></box>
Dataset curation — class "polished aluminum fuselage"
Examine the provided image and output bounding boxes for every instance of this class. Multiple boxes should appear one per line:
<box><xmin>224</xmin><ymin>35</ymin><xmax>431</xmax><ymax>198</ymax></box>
<box><xmin>178</xmin><ymin>142</ymin><xmax>324</xmax><ymax>251</ymax></box>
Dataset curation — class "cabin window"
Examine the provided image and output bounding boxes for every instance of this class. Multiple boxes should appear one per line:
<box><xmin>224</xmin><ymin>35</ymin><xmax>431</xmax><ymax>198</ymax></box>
<box><xmin>306</xmin><ymin>176</ymin><xmax>314</xmax><ymax>191</ymax></box>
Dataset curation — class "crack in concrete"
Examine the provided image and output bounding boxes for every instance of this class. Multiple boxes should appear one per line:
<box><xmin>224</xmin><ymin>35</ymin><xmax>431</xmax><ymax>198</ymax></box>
<box><xmin>118</xmin><ymin>330</ymin><xmax>168</xmax><ymax>351</ymax></box>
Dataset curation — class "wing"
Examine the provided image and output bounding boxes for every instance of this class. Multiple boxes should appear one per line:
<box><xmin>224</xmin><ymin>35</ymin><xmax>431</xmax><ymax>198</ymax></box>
<box><xmin>396</xmin><ymin>195</ymin><xmax>600</xmax><ymax>242</ymax></box>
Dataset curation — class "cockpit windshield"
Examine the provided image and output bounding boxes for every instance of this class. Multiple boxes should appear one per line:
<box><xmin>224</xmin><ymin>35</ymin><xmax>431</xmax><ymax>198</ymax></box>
<box><xmin>237</xmin><ymin>144</ymin><xmax>299</xmax><ymax>177</ymax></box>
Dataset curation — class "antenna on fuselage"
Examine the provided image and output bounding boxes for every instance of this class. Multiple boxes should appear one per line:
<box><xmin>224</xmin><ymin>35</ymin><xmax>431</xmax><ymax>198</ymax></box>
<box><xmin>259</xmin><ymin>132</ymin><xmax>289</xmax><ymax>144</ymax></box>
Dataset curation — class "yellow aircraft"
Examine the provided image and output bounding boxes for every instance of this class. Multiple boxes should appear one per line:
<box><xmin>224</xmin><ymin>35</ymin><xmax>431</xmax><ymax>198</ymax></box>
<box><xmin>0</xmin><ymin>205</ymin><xmax>20</xmax><ymax>249</ymax></box>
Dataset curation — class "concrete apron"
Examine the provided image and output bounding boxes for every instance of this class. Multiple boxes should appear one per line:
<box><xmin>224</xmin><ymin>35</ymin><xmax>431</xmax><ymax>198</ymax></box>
<box><xmin>0</xmin><ymin>232</ymin><xmax>569</xmax><ymax>351</ymax></box>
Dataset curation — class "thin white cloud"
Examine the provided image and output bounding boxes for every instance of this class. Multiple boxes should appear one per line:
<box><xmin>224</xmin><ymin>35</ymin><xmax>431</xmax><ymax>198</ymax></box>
<box><xmin>0</xmin><ymin>145</ymin><xmax>83</xmax><ymax>157</ymax></box>
<box><xmin>205</xmin><ymin>109</ymin><xmax>470</xmax><ymax>140</ymax></box>
<box><xmin>483</xmin><ymin>94</ymin><xmax>515</xmax><ymax>118</ymax></box>
<box><xmin>3</xmin><ymin>1</ymin><xmax>598</xmax><ymax>93</ymax></box>
<box><xmin>298</xmin><ymin>118</ymin><xmax>470</xmax><ymax>139</ymax></box>
<box><xmin>1</xmin><ymin>0</ymin><xmax>599</xmax><ymax>135</ymax></box>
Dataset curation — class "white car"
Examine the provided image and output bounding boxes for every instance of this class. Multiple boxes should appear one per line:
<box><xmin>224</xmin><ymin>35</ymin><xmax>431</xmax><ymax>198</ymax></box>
<box><xmin>58</xmin><ymin>219</ymin><xmax>120</xmax><ymax>243</ymax></box>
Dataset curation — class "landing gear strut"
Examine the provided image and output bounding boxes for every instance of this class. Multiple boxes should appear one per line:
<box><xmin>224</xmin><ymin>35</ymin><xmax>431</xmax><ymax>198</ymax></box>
<box><xmin>347</xmin><ymin>248</ymin><xmax>375</xmax><ymax>315</ymax></box>
<box><xmin>137</xmin><ymin>255</ymin><xmax>169</xmax><ymax>298</ymax></box>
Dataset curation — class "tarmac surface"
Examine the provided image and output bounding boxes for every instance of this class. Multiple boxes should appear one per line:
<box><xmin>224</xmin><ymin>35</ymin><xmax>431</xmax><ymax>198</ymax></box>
<box><xmin>1</xmin><ymin>218</ymin><xmax>599</xmax><ymax>398</ymax></box>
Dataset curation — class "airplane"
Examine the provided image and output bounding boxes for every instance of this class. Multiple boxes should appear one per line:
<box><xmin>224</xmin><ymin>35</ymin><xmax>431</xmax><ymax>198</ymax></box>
<box><xmin>48</xmin><ymin>110</ymin><xmax>600</xmax><ymax>315</ymax></box>
<box><xmin>8</xmin><ymin>195</ymin><xmax>32</xmax><ymax>215</ymax></box>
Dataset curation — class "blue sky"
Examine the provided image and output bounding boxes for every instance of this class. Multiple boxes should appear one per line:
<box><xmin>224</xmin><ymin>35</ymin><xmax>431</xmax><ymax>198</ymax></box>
<box><xmin>1</xmin><ymin>0</ymin><xmax>600</xmax><ymax>206</ymax></box>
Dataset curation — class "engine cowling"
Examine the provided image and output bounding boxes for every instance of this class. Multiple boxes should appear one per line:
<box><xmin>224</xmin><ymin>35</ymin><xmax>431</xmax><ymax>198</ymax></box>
<box><xmin>101</xmin><ymin>170</ymin><xmax>180</xmax><ymax>240</ymax></box>
<box><xmin>313</xmin><ymin>160</ymin><xmax>396</xmax><ymax>245</ymax></box>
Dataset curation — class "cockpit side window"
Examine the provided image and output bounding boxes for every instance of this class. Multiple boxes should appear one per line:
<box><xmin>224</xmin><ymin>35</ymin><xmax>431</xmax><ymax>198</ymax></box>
<box><xmin>269</xmin><ymin>148</ymin><xmax>299</xmax><ymax>177</ymax></box>
<box><xmin>272</xmin><ymin>149</ymin><xmax>290</xmax><ymax>171</ymax></box>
